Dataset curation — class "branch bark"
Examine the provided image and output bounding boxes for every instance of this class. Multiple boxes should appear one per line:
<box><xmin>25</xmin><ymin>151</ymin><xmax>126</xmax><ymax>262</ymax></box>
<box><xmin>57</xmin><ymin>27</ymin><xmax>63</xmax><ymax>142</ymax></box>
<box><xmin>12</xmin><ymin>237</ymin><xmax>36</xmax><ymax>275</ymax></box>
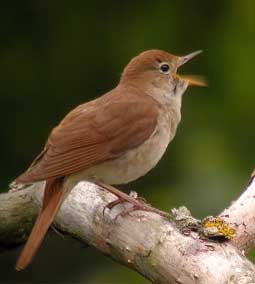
<box><xmin>221</xmin><ymin>175</ymin><xmax>255</xmax><ymax>252</ymax></box>
<box><xmin>1</xmin><ymin>174</ymin><xmax>255</xmax><ymax>284</ymax></box>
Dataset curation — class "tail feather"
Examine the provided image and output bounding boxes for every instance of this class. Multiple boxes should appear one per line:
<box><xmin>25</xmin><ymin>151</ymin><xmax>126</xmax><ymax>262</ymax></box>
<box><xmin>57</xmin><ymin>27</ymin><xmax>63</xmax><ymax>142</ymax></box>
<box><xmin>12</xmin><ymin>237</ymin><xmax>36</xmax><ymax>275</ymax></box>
<box><xmin>15</xmin><ymin>178</ymin><xmax>64</xmax><ymax>271</ymax></box>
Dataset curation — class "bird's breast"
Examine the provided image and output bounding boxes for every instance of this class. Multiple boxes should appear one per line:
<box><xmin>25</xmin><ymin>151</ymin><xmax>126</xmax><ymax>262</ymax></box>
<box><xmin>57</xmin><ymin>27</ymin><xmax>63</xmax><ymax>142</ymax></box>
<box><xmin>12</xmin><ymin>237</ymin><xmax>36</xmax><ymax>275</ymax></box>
<box><xmin>72</xmin><ymin>107</ymin><xmax>180</xmax><ymax>185</ymax></box>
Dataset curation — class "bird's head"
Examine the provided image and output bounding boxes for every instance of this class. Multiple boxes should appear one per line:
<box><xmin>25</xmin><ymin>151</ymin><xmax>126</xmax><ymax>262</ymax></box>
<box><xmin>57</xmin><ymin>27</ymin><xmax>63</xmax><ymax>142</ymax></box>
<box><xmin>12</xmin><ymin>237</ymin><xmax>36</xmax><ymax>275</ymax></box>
<box><xmin>120</xmin><ymin>49</ymin><xmax>206</xmax><ymax>101</ymax></box>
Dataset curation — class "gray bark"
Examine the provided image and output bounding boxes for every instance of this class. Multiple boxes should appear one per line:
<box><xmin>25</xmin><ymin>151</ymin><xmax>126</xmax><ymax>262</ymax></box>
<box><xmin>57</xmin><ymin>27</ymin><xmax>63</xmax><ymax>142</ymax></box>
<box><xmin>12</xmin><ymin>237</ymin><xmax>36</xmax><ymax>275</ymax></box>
<box><xmin>1</xmin><ymin>175</ymin><xmax>255</xmax><ymax>284</ymax></box>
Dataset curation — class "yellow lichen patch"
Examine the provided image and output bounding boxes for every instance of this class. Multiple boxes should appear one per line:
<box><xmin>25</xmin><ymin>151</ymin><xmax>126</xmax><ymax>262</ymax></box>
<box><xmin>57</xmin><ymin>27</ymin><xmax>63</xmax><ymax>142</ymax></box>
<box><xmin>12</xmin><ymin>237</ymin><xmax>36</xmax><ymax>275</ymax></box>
<box><xmin>202</xmin><ymin>217</ymin><xmax>236</xmax><ymax>240</ymax></box>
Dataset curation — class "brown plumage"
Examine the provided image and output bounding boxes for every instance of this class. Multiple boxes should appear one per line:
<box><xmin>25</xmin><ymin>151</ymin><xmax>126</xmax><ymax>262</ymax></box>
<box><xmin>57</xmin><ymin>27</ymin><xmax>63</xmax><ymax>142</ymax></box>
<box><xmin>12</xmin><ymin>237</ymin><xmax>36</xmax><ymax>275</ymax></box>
<box><xmin>16</xmin><ymin>87</ymin><xmax>159</xmax><ymax>183</ymax></box>
<box><xmin>14</xmin><ymin>49</ymin><xmax>204</xmax><ymax>270</ymax></box>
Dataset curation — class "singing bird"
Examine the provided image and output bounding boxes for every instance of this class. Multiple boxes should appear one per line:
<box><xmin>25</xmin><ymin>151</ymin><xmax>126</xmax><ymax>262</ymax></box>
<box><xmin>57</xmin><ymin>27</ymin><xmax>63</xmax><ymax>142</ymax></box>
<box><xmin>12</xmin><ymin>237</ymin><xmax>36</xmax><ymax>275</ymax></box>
<box><xmin>13</xmin><ymin>49</ymin><xmax>205</xmax><ymax>270</ymax></box>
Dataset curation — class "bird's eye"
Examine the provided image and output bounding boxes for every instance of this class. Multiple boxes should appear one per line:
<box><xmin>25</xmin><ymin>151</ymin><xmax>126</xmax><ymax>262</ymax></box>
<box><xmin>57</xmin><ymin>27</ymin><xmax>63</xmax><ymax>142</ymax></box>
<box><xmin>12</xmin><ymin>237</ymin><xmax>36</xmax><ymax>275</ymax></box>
<box><xmin>159</xmin><ymin>63</ymin><xmax>170</xmax><ymax>73</ymax></box>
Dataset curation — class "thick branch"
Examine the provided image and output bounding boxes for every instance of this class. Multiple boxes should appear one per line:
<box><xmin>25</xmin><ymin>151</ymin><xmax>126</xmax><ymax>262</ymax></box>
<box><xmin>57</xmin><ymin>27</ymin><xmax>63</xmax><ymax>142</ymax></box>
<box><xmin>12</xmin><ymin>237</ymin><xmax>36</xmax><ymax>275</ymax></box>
<box><xmin>1</xmin><ymin>178</ymin><xmax>255</xmax><ymax>284</ymax></box>
<box><xmin>221</xmin><ymin>175</ymin><xmax>255</xmax><ymax>252</ymax></box>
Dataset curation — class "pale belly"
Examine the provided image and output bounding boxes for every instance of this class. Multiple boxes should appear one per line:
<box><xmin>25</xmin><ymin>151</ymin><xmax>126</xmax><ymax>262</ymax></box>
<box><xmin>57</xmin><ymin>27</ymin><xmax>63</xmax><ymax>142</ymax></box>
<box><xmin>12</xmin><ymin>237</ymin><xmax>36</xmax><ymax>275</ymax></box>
<box><xmin>69</xmin><ymin>111</ymin><xmax>179</xmax><ymax>186</ymax></box>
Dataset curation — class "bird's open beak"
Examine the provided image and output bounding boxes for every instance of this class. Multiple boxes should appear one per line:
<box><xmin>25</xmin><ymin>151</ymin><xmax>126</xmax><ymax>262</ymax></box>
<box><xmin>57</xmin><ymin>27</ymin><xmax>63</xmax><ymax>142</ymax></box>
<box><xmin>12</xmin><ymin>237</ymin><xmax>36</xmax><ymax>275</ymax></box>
<box><xmin>175</xmin><ymin>50</ymin><xmax>207</xmax><ymax>87</ymax></box>
<box><xmin>177</xmin><ymin>50</ymin><xmax>203</xmax><ymax>67</ymax></box>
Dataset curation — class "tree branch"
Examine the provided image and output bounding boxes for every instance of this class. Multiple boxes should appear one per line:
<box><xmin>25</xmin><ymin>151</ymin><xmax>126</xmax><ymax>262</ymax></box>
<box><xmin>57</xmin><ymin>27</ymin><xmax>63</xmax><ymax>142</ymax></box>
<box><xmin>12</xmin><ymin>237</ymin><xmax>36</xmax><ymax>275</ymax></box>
<box><xmin>220</xmin><ymin>174</ymin><xmax>255</xmax><ymax>252</ymax></box>
<box><xmin>1</xmin><ymin>175</ymin><xmax>255</xmax><ymax>284</ymax></box>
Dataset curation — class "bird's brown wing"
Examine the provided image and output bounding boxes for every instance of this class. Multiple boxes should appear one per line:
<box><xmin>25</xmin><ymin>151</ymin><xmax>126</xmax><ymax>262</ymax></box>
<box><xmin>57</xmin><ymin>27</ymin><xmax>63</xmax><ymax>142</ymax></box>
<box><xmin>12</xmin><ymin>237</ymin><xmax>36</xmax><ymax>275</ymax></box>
<box><xmin>16</xmin><ymin>89</ymin><xmax>159</xmax><ymax>184</ymax></box>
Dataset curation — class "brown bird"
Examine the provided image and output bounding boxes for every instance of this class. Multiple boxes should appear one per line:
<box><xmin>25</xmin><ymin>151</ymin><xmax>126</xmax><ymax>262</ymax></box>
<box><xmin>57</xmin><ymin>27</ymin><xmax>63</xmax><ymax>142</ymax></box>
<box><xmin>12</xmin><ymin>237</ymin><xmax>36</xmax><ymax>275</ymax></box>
<box><xmin>13</xmin><ymin>49</ymin><xmax>205</xmax><ymax>271</ymax></box>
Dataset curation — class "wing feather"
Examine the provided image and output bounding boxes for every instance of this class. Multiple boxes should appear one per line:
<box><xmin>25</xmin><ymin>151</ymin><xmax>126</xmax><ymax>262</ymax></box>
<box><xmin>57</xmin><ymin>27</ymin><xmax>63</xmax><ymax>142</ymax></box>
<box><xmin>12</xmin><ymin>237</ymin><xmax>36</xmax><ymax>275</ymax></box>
<box><xmin>16</xmin><ymin>87</ymin><xmax>159</xmax><ymax>183</ymax></box>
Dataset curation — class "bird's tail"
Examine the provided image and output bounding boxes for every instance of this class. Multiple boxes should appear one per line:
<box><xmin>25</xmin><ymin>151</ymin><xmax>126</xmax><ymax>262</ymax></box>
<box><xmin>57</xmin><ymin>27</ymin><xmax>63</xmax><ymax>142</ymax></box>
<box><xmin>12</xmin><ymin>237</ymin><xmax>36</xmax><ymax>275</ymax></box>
<box><xmin>15</xmin><ymin>178</ymin><xmax>64</xmax><ymax>271</ymax></box>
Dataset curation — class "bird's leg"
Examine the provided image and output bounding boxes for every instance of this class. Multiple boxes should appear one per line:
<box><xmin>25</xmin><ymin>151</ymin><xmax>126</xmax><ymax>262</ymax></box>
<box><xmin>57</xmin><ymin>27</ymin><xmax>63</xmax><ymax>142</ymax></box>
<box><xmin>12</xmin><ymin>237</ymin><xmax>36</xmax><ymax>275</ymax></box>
<box><xmin>117</xmin><ymin>203</ymin><xmax>167</xmax><ymax>219</ymax></box>
<box><xmin>95</xmin><ymin>181</ymin><xmax>169</xmax><ymax>218</ymax></box>
<box><xmin>95</xmin><ymin>181</ymin><xmax>142</xmax><ymax>215</ymax></box>
<box><xmin>105</xmin><ymin>190</ymin><xmax>147</xmax><ymax>210</ymax></box>
<box><xmin>105</xmin><ymin>197</ymin><xmax>128</xmax><ymax>210</ymax></box>
<box><xmin>95</xmin><ymin>181</ymin><xmax>142</xmax><ymax>206</ymax></box>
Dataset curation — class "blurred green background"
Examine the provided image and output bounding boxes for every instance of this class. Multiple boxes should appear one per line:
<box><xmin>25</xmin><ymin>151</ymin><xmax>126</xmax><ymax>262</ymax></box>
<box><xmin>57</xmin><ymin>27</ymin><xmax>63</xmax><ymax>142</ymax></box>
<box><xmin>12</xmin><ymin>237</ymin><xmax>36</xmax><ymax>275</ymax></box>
<box><xmin>0</xmin><ymin>1</ymin><xmax>254</xmax><ymax>283</ymax></box>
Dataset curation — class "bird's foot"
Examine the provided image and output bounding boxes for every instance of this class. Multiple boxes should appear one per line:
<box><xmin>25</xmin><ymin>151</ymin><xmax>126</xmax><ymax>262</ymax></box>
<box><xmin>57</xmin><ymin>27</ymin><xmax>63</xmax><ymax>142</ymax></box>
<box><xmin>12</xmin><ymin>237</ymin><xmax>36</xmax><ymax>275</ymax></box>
<box><xmin>103</xmin><ymin>190</ymin><xmax>148</xmax><ymax>216</ymax></box>
<box><xmin>115</xmin><ymin>201</ymin><xmax>169</xmax><ymax>220</ymax></box>
<box><xmin>95</xmin><ymin>181</ymin><xmax>169</xmax><ymax>219</ymax></box>
<box><xmin>106</xmin><ymin>190</ymin><xmax>147</xmax><ymax>210</ymax></box>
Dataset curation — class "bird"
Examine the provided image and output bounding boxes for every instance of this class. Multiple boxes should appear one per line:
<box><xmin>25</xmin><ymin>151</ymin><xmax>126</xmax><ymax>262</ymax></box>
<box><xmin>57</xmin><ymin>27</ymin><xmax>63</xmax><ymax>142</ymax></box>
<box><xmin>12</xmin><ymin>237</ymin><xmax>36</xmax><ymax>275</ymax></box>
<box><xmin>13</xmin><ymin>49</ymin><xmax>205</xmax><ymax>271</ymax></box>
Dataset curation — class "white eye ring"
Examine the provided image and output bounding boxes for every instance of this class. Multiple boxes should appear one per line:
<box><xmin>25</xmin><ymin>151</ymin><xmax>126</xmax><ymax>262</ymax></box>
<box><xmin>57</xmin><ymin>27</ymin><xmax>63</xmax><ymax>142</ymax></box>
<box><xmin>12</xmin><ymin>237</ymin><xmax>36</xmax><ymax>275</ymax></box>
<box><xmin>159</xmin><ymin>63</ymin><xmax>170</xmax><ymax>74</ymax></box>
